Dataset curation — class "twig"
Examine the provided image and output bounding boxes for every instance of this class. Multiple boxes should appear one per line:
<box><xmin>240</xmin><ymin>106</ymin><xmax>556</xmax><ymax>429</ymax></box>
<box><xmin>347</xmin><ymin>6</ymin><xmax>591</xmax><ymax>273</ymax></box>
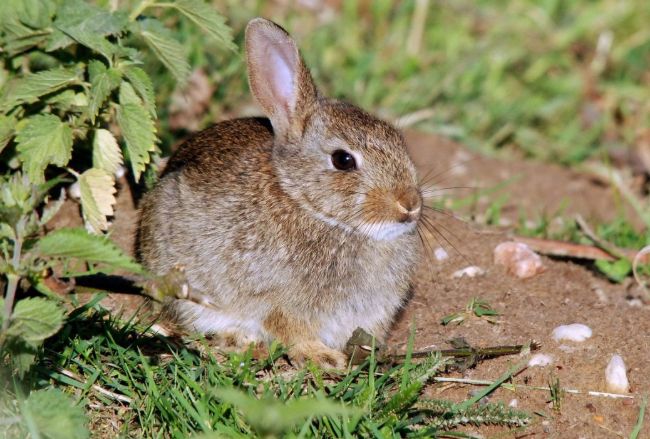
<box><xmin>433</xmin><ymin>377</ymin><xmax>636</xmax><ymax>400</ymax></box>
<box><xmin>57</xmin><ymin>368</ymin><xmax>132</xmax><ymax>404</ymax></box>
<box><xmin>512</xmin><ymin>236</ymin><xmax>637</xmax><ymax>261</ymax></box>
<box><xmin>575</xmin><ymin>214</ymin><xmax>628</xmax><ymax>260</ymax></box>
<box><xmin>582</xmin><ymin>162</ymin><xmax>650</xmax><ymax>228</ymax></box>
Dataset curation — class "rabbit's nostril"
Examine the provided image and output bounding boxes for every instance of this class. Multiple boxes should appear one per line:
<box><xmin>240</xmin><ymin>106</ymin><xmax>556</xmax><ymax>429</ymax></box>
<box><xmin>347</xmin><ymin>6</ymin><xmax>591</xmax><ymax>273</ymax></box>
<box><xmin>396</xmin><ymin>187</ymin><xmax>422</xmax><ymax>221</ymax></box>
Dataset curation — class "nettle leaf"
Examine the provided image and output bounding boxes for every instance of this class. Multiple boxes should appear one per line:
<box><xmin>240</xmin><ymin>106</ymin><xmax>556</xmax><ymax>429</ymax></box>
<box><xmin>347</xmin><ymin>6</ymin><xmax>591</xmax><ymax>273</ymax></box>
<box><xmin>171</xmin><ymin>0</ymin><xmax>235</xmax><ymax>51</ymax></box>
<box><xmin>92</xmin><ymin>128</ymin><xmax>123</xmax><ymax>175</ymax></box>
<box><xmin>1</xmin><ymin>67</ymin><xmax>79</xmax><ymax>111</ymax></box>
<box><xmin>79</xmin><ymin>168</ymin><xmax>116</xmax><ymax>234</ymax></box>
<box><xmin>47</xmin><ymin>0</ymin><xmax>127</xmax><ymax>52</ymax></box>
<box><xmin>38</xmin><ymin>227</ymin><xmax>143</xmax><ymax>274</ymax></box>
<box><xmin>138</xmin><ymin>19</ymin><xmax>190</xmax><ymax>83</ymax></box>
<box><xmin>0</xmin><ymin>115</ymin><xmax>16</xmax><ymax>153</ymax></box>
<box><xmin>6</xmin><ymin>297</ymin><xmax>65</xmax><ymax>343</ymax></box>
<box><xmin>87</xmin><ymin>60</ymin><xmax>122</xmax><ymax>123</ymax></box>
<box><xmin>40</xmin><ymin>188</ymin><xmax>66</xmax><ymax>226</ymax></box>
<box><xmin>23</xmin><ymin>389</ymin><xmax>89</xmax><ymax>439</ymax></box>
<box><xmin>15</xmin><ymin>0</ymin><xmax>56</xmax><ymax>29</ymax></box>
<box><xmin>123</xmin><ymin>66</ymin><xmax>156</xmax><ymax>118</ymax></box>
<box><xmin>58</xmin><ymin>25</ymin><xmax>118</xmax><ymax>61</ymax></box>
<box><xmin>15</xmin><ymin>114</ymin><xmax>73</xmax><ymax>184</ymax></box>
<box><xmin>116</xmin><ymin>82</ymin><xmax>156</xmax><ymax>181</ymax></box>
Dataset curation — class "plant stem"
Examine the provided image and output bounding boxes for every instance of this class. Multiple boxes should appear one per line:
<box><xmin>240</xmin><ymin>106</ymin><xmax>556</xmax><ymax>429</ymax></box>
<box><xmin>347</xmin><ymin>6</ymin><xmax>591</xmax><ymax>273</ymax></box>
<box><xmin>2</xmin><ymin>236</ymin><xmax>22</xmax><ymax>333</ymax></box>
<box><xmin>128</xmin><ymin>0</ymin><xmax>155</xmax><ymax>22</ymax></box>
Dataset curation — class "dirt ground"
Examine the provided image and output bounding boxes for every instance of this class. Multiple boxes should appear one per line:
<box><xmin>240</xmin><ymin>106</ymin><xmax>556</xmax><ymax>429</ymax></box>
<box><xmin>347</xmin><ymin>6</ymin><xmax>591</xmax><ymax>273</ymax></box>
<box><xmin>54</xmin><ymin>130</ymin><xmax>649</xmax><ymax>438</ymax></box>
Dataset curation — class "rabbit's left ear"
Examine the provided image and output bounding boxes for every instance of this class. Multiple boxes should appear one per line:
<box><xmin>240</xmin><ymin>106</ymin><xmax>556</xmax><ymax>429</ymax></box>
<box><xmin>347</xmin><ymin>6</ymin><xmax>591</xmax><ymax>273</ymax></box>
<box><xmin>245</xmin><ymin>18</ymin><xmax>318</xmax><ymax>140</ymax></box>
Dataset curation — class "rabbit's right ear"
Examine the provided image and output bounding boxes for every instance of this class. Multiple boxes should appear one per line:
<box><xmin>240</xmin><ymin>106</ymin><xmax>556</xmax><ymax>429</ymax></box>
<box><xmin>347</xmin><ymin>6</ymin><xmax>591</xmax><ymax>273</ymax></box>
<box><xmin>245</xmin><ymin>18</ymin><xmax>317</xmax><ymax>140</ymax></box>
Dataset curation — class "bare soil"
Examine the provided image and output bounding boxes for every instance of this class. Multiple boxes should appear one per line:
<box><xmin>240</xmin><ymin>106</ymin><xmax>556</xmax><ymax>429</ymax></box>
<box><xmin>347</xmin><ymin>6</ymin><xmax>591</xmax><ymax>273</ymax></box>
<box><xmin>54</xmin><ymin>130</ymin><xmax>649</xmax><ymax>438</ymax></box>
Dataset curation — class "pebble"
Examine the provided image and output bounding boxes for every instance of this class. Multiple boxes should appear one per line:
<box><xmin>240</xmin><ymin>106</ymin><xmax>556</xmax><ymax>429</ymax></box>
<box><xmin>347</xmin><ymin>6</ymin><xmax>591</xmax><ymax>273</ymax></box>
<box><xmin>434</xmin><ymin>247</ymin><xmax>449</xmax><ymax>261</ymax></box>
<box><xmin>552</xmin><ymin>323</ymin><xmax>592</xmax><ymax>342</ymax></box>
<box><xmin>452</xmin><ymin>265</ymin><xmax>485</xmax><ymax>278</ymax></box>
<box><xmin>527</xmin><ymin>353</ymin><xmax>553</xmax><ymax>367</ymax></box>
<box><xmin>605</xmin><ymin>354</ymin><xmax>630</xmax><ymax>393</ymax></box>
<box><xmin>494</xmin><ymin>241</ymin><xmax>544</xmax><ymax>278</ymax></box>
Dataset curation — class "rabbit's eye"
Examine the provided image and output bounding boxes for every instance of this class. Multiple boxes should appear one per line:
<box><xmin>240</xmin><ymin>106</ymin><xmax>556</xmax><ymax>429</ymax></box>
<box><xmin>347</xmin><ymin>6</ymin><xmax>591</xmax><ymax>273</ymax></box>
<box><xmin>331</xmin><ymin>150</ymin><xmax>356</xmax><ymax>171</ymax></box>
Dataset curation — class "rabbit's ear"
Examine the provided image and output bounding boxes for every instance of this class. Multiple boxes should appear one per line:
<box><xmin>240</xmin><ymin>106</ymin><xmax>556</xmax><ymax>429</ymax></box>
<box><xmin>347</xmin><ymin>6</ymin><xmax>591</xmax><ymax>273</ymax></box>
<box><xmin>245</xmin><ymin>18</ymin><xmax>317</xmax><ymax>140</ymax></box>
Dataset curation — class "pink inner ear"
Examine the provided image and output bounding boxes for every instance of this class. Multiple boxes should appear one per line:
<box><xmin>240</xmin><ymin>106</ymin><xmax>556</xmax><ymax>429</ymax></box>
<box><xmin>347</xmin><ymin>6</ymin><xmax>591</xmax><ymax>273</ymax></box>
<box><xmin>269</xmin><ymin>49</ymin><xmax>294</xmax><ymax>107</ymax></box>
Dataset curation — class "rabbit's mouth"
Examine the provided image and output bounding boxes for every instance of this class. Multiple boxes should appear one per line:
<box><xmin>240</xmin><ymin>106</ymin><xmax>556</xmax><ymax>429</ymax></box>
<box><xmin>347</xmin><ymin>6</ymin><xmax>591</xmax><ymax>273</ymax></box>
<box><xmin>360</xmin><ymin>221</ymin><xmax>417</xmax><ymax>241</ymax></box>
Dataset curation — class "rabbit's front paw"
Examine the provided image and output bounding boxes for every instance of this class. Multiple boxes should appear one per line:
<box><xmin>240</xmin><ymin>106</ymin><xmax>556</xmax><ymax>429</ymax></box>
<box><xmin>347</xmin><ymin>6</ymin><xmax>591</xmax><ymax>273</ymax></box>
<box><xmin>289</xmin><ymin>341</ymin><xmax>348</xmax><ymax>370</ymax></box>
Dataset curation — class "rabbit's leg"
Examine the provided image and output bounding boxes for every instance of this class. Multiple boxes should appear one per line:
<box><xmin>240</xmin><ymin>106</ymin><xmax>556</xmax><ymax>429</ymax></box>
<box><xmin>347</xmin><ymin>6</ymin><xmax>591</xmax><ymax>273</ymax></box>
<box><xmin>264</xmin><ymin>309</ymin><xmax>347</xmax><ymax>369</ymax></box>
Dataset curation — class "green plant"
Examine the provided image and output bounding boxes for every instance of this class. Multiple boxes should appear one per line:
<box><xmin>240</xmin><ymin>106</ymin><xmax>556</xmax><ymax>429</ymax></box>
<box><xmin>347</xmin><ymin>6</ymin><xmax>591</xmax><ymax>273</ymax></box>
<box><xmin>31</xmin><ymin>305</ymin><xmax>530</xmax><ymax>437</ymax></box>
<box><xmin>441</xmin><ymin>297</ymin><xmax>501</xmax><ymax>326</ymax></box>
<box><xmin>0</xmin><ymin>0</ymin><xmax>234</xmax><ymax>431</ymax></box>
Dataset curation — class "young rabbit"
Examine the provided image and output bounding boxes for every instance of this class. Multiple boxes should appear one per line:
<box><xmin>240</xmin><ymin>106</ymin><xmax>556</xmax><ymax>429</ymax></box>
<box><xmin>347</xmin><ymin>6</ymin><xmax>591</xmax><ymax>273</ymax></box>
<box><xmin>137</xmin><ymin>18</ymin><xmax>423</xmax><ymax>368</ymax></box>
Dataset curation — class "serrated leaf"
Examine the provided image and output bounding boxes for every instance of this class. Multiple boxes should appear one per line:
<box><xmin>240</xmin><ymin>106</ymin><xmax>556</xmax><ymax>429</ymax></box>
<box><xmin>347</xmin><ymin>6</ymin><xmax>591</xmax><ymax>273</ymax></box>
<box><xmin>123</xmin><ymin>66</ymin><xmax>156</xmax><ymax>118</ymax></box>
<box><xmin>15</xmin><ymin>0</ymin><xmax>56</xmax><ymax>29</ymax></box>
<box><xmin>118</xmin><ymin>80</ymin><xmax>141</xmax><ymax>105</ymax></box>
<box><xmin>15</xmin><ymin>114</ymin><xmax>73</xmax><ymax>184</ymax></box>
<box><xmin>138</xmin><ymin>19</ymin><xmax>190</xmax><ymax>83</ymax></box>
<box><xmin>1</xmin><ymin>67</ymin><xmax>79</xmax><ymax>111</ymax></box>
<box><xmin>40</xmin><ymin>188</ymin><xmax>66</xmax><ymax>226</ymax></box>
<box><xmin>0</xmin><ymin>115</ymin><xmax>16</xmax><ymax>153</ymax></box>
<box><xmin>116</xmin><ymin>97</ymin><xmax>156</xmax><ymax>182</ymax></box>
<box><xmin>6</xmin><ymin>297</ymin><xmax>65</xmax><ymax>342</ymax></box>
<box><xmin>47</xmin><ymin>0</ymin><xmax>127</xmax><ymax>52</ymax></box>
<box><xmin>79</xmin><ymin>168</ymin><xmax>116</xmax><ymax>234</ymax></box>
<box><xmin>38</xmin><ymin>227</ymin><xmax>143</xmax><ymax>274</ymax></box>
<box><xmin>92</xmin><ymin>129</ymin><xmax>123</xmax><ymax>176</ymax></box>
<box><xmin>58</xmin><ymin>25</ymin><xmax>118</xmax><ymax>61</ymax></box>
<box><xmin>23</xmin><ymin>389</ymin><xmax>89</xmax><ymax>439</ymax></box>
<box><xmin>171</xmin><ymin>0</ymin><xmax>235</xmax><ymax>51</ymax></box>
<box><xmin>87</xmin><ymin>61</ymin><xmax>122</xmax><ymax>123</ymax></box>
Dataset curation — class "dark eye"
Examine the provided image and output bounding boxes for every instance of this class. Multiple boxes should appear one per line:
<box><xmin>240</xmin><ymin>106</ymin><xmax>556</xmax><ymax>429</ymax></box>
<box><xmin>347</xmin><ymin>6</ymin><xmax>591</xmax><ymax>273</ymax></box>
<box><xmin>331</xmin><ymin>150</ymin><xmax>356</xmax><ymax>171</ymax></box>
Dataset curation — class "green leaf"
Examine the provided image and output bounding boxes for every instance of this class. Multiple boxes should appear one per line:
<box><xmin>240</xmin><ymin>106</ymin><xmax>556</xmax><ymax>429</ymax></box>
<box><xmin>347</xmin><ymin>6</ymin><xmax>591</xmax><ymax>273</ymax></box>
<box><xmin>1</xmin><ymin>67</ymin><xmax>79</xmax><ymax>111</ymax></box>
<box><xmin>87</xmin><ymin>61</ymin><xmax>122</xmax><ymax>123</ymax></box>
<box><xmin>213</xmin><ymin>387</ymin><xmax>359</xmax><ymax>436</ymax></box>
<box><xmin>0</xmin><ymin>115</ymin><xmax>16</xmax><ymax>153</ymax></box>
<box><xmin>15</xmin><ymin>0</ymin><xmax>56</xmax><ymax>29</ymax></box>
<box><xmin>79</xmin><ymin>168</ymin><xmax>116</xmax><ymax>234</ymax></box>
<box><xmin>123</xmin><ymin>66</ymin><xmax>156</xmax><ymax>118</ymax></box>
<box><xmin>6</xmin><ymin>338</ymin><xmax>38</xmax><ymax>378</ymax></box>
<box><xmin>47</xmin><ymin>0</ymin><xmax>127</xmax><ymax>52</ymax></box>
<box><xmin>92</xmin><ymin>128</ymin><xmax>123</xmax><ymax>176</ymax></box>
<box><xmin>6</xmin><ymin>297</ymin><xmax>65</xmax><ymax>342</ymax></box>
<box><xmin>57</xmin><ymin>25</ymin><xmax>118</xmax><ymax>61</ymax></box>
<box><xmin>137</xmin><ymin>19</ymin><xmax>190</xmax><ymax>83</ymax></box>
<box><xmin>170</xmin><ymin>0</ymin><xmax>235</xmax><ymax>51</ymax></box>
<box><xmin>15</xmin><ymin>114</ymin><xmax>73</xmax><ymax>184</ymax></box>
<box><xmin>22</xmin><ymin>389</ymin><xmax>89</xmax><ymax>439</ymax></box>
<box><xmin>37</xmin><ymin>227</ymin><xmax>143</xmax><ymax>274</ymax></box>
<box><xmin>116</xmin><ymin>86</ymin><xmax>156</xmax><ymax>181</ymax></box>
<box><xmin>118</xmin><ymin>80</ymin><xmax>141</xmax><ymax>105</ymax></box>
<box><xmin>595</xmin><ymin>258</ymin><xmax>632</xmax><ymax>283</ymax></box>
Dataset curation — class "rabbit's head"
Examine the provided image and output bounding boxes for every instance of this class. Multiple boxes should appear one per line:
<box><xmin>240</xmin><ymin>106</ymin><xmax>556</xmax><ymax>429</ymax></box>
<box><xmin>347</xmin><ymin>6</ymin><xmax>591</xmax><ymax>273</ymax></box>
<box><xmin>246</xmin><ymin>18</ymin><xmax>421</xmax><ymax>241</ymax></box>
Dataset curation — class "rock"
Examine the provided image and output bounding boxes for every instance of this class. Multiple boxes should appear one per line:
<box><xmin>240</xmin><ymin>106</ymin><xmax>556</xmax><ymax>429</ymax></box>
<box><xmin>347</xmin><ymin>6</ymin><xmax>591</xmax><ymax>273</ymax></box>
<box><xmin>605</xmin><ymin>354</ymin><xmax>630</xmax><ymax>393</ymax></box>
<box><xmin>494</xmin><ymin>241</ymin><xmax>544</xmax><ymax>278</ymax></box>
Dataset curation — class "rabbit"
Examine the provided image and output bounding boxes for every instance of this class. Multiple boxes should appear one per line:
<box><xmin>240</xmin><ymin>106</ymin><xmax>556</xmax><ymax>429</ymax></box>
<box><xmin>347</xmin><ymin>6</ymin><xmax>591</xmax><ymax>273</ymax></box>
<box><xmin>137</xmin><ymin>17</ymin><xmax>423</xmax><ymax>368</ymax></box>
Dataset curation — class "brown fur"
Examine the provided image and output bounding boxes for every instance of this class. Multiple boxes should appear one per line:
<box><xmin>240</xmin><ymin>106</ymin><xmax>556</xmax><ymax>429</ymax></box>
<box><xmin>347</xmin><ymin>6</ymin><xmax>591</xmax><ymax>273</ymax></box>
<box><xmin>137</xmin><ymin>18</ymin><xmax>422</xmax><ymax>368</ymax></box>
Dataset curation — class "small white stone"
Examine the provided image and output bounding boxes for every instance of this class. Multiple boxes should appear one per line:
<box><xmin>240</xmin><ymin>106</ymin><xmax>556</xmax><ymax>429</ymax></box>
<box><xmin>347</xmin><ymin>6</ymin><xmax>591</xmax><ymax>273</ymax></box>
<box><xmin>605</xmin><ymin>354</ymin><xmax>629</xmax><ymax>393</ymax></box>
<box><xmin>68</xmin><ymin>181</ymin><xmax>81</xmax><ymax>200</ymax></box>
<box><xmin>552</xmin><ymin>323</ymin><xmax>592</xmax><ymax>342</ymax></box>
<box><xmin>508</xmin><ymin>398</ymin><xmax>518</xmax><ymax>408</ymax></box>
<box><xmin>434</xmin><ymin>247</ymin><xmax>449</xmax><ymax>261</ymax></box>
<box><xmin>114</xmin><ymin>165</ymin><xmax>127</xmax><ymax>179</ymax></box>
<box><xmin>452</xmin><ymin>265</ymin><xmax>486</xmax><ymax>278</ymax></box>
<box><xmin>528</xmin><ymin>353</ymin><xmax>553</xmax><ymax>367</ymax></box>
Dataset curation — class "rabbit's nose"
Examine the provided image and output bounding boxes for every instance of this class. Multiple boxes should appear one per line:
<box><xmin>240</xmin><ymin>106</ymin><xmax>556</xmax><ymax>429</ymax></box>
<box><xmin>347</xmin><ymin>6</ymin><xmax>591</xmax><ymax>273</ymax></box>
<box><xmin>396</xmin><ymin>187</ymin><xmax>422</xmax><ymax>222</ymax></box>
